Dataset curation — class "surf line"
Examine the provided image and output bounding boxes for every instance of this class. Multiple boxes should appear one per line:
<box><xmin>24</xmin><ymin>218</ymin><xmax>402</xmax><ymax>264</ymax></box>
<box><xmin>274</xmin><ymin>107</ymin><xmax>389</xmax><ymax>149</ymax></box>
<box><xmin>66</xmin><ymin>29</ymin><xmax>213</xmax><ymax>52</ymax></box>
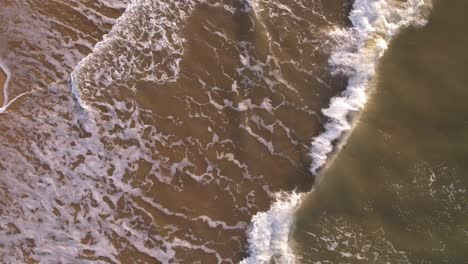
<box><xmin>240</xmin><ymin>1</ymin><xmax>431</xmax><ymax>263</ymax></box>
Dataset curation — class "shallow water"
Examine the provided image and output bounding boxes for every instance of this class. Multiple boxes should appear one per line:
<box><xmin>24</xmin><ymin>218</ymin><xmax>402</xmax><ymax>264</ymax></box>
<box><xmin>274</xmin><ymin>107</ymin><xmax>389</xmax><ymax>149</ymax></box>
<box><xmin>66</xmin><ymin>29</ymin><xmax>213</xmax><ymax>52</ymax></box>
<box><xmin>292</xmin><ymin>0</ymin><xmax>468</xmax><ymax>262</ymax></box>
<box><xmin>0</xmin><ymin>0</ymin><xmax>350</xmax><ymax>262</ymax></box>
<box><xmin>1</xmin><ymin>0</ymin><xmax>459</xmax><ymax>263</ymax></box>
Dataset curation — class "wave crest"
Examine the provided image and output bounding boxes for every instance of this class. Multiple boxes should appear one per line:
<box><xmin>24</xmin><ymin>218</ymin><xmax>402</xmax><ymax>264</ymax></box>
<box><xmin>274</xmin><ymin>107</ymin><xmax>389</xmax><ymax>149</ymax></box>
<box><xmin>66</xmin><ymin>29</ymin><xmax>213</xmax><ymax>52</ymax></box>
<box><xmin>242</xmin><ymin>0</ymin><xmax>431</xmax><ymax>263</ymax></box>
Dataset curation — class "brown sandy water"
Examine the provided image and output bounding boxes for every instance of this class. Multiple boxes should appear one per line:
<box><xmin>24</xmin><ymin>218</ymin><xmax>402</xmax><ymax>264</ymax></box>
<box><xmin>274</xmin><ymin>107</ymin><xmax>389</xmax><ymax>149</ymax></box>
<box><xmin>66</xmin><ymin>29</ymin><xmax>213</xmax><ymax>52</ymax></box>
<box><xmin>0</xmin><ymin>0</ymin><xmax>352</xmax><ymax>263</ymax></box>
<box><xmin>0</xmin><ymin>0</ymin><xmax>439</xmax><ymax>263</ymax></box>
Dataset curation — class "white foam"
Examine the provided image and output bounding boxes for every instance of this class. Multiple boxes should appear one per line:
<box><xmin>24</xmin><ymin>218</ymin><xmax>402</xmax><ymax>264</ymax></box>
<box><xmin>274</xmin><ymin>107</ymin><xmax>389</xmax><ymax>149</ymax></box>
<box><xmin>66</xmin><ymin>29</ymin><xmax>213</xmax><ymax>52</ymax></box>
<box><xmin>0</xmin><ymin>61</ymin><xmax>11</xmax><ymax>110</ymax></box>
<box><xmin>0</xmin><ymin>0</ymin><xmax>432</xmax><ymax>262</ymax></box>
<box><xmin>71</xmin><ymin>0</ymin><xmax>194</xmax><ymax>105</ymax></box>
<box><xmin>241</xmin><ymin>0</ymin><xmax>431</xmax><ymax>263</ymax></box>
<box><xmin>240</xmin><ymin>192</ymin><xmax>303</xmax><ymax>264</ymax></box>
<box><xmin>310</xmin><ymin>0</ymin><xmax>430</xmax><ymax>174</ymax></box>
<box><xmin>1</xmin><ymin>1</ymin><xmax>224</xmax><ymax>262</ymax></box>
<box><xmin>0</xmin><ymin>0</ymin><xmax>130</xmax><ymax>110</ymax></box>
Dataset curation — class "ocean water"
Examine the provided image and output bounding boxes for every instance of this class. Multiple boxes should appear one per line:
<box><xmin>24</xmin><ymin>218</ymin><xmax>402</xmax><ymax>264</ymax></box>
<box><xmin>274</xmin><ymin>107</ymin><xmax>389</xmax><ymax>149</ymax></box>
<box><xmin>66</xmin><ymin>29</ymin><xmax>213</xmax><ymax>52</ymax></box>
<box><xmin>292</xmin><ymin>0</ymin><xmax>468</xmax><ymax>263</ymax></box>
<box><xmin>0</xmin><ymin>0</ymin><xmax>463</xmax><ymax>263</ymax></box>
<box><xmin>0</xmin><ymin>0</ymin><xmax>348</xmax><ymax>262</ymax></box>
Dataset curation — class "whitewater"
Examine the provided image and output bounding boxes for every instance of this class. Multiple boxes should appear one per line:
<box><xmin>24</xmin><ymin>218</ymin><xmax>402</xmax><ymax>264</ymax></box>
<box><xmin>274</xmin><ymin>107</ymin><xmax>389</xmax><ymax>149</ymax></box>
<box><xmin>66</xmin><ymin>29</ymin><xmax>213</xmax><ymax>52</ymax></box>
<box><xmin>0</xmin><ymin>0</ymin><xmax>432</xmax><ymax>263</ymax></box>
<box><xmin>241</xmin><ymin>0</ymin><xmax>431</xmax><ymax>263</ymax></box>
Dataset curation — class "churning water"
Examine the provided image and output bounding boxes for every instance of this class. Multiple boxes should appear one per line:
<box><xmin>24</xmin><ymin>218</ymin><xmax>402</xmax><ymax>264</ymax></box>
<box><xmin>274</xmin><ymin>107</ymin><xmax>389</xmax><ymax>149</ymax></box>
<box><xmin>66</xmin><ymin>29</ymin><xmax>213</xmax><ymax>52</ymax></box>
<box><xmin>2</xmin><ymin>1</ymin><xmax>463</xmax><ymax>264</ymax></box>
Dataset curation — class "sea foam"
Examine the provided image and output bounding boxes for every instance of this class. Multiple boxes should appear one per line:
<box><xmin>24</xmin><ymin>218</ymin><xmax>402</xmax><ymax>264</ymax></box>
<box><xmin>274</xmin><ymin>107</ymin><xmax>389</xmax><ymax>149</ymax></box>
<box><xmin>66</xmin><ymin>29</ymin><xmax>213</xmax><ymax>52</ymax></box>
<box><xmin>310</xmin><ymin>0</ymin><xmax>430</xmax><ymax>175</ymax></box>
<box><xmin>240</xmin><ymin>192</ymin><xmax>303</xmax><ymax>264</ymax></box>
<box><xmin>241</xmin><ymin>0</ymin><xmax>431</xmax><ymax>263</ymax></box>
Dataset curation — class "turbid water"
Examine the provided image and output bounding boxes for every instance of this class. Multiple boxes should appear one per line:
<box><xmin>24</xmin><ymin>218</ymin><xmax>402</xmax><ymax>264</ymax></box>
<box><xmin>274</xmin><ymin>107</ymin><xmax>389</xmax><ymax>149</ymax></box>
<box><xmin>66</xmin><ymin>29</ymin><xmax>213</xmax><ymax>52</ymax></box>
<box><xmin>0</xmin><ymin>0</ymin><xmax>350</xmax><ymax>262</ymax></box>
<box><xmin>292</xmin><ymin>0</ymin><xmax>468</xmax><ymax>263</ymax></box>
<box><xmin>1</xmin><ymin>0</ymin><xmax>464</xmax><ymax>263</ymax></box>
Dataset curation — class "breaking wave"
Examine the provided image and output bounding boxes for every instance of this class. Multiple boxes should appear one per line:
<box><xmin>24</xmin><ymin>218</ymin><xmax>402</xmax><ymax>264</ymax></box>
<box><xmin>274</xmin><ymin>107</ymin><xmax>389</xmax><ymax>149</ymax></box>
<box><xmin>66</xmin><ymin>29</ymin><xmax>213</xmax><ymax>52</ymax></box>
<box><xmin>241</xmin><ymin>0</ymin><xmax>431</xmax><ymax>263</ymax></box>
<box><xmin>0</xmin><ymin>0</ymin><xmax>432</xmax><ymax>262</ymax></box>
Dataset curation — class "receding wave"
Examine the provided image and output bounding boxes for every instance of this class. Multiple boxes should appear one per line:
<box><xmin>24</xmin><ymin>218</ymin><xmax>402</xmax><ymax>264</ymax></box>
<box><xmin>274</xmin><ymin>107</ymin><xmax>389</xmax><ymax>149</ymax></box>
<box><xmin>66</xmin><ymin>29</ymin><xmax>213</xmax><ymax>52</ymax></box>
<box><xmin>0</xmin><ymin>0</ymin><xmax>344</xmax><ymax>262</ymax></box>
